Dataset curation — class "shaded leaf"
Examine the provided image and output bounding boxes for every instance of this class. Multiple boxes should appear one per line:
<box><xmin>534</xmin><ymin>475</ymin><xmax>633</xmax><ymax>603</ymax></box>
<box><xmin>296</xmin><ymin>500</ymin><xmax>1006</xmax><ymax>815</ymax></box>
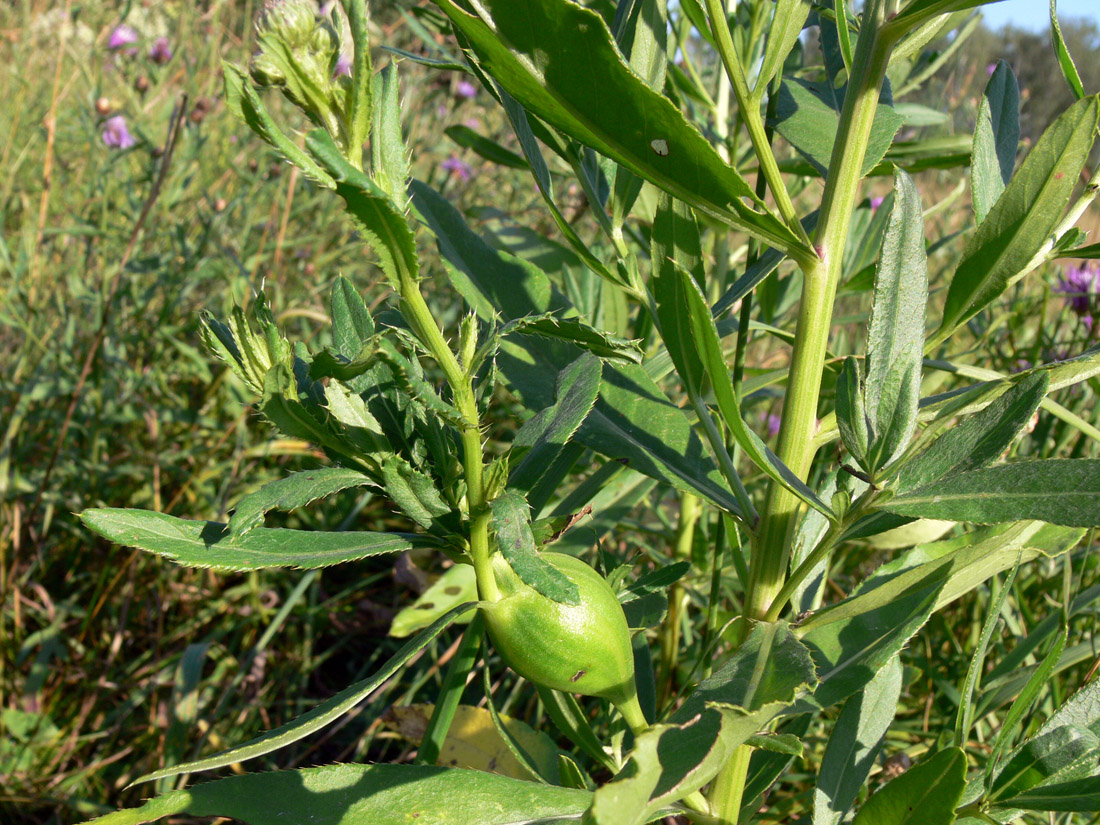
<box><xmin>851</xmin><ymin>747</ymin><xmax>967</xmax><ymax>825</ymax></box>
<box><xmin>972</xmin><ymin>61</ymin><xmax>1020</xmax><ymax>225</ymax></box>
<box><xmin>490</xmin><ymin>491</ymin><xmax>580</xmax><ymax>605</ymax></box>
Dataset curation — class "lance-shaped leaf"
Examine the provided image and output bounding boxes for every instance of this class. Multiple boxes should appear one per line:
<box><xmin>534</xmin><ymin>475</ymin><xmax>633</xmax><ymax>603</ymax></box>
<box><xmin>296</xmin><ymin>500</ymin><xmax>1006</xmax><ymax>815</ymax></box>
<box><xmin>222</xmin><ymin>64</ymin><xmax>335</xmax><ymax>190</ymax></box>
<box><xmin>651</xmin><ymin>193</ymin><xmax>706</xmax><ymax>395</ymax></box>
<box><xmin>330</xmin><ymin>276</ymin><xmax>375</xmax><ymax>358</ymax></box>
<box><xmin>1050</xmin><ymin>0</ymin><xmax>1086</xmax><ymax>101</ymax></box>
<box><xmin>676</xmin><ymin>265</ymin><xmax>832</xmax><ymax>517</ymax></box>
<box><xmin>754</xmin><ymin>0</ymin><xmax>812</xmax><ymax>96</ymax></box>
<box><xmin>835</xmin><ymin>357</ymin><xmax>870</xmax><ymax>467</ymax></box>
<box><xmin>131</xmin><ymin>602</ymin><xmax>476</xmax><ymax>784</ymax></box>
<box><xmin>851</xmin><ymin>747</ymin><xmax>967</xmax><ymax>825</ymax></box>
<box><xmin>510</xmin><ymin>354</ymin><xmax>601</xmax><ymax>495</ymax></box>
<box><xmin>411</xmin><ymin>180</ymin><xmax>743</xmax><ymax>516</ymax></box>
<box><xmin>81</xmin><ymin>508</ymin><xmax>437</xmax><ymax>571</ymax></box>
<box><xmin>501</xmin><ymin>315</ymin><xmax>643</xmax><ymax>364</ymax></box>
<box><xmin>344</xmin><ymin>0</ymin><xmax>373</xmax><ymax>158</ymax></box>
<box><xmin>972</xmin><ymin>61</ymin><xmax>1020</xmax><ymax>225</ymax></box>
<box><xmin>995</xmin><ymin>776</ymin><xmax>1100</xmax><ymax>813</ymax></box>
<box><xmin>813</xmin><ymin>656</ymin><xmax>903</xmax><ymax>825</ymax></box>
<box><xmin>895</xmin><ymin>371</ymin><xmax>1049</xmax><ymax>492</ymax></box>
<box><xmin>370</xmin><ymin>63</ymin><xmax>410</xmax><ymax>209</ymax></box>
<box><xmin>591</xmin><ymin>623</ymin><xmax>814</xmax><ymax>825</ymax></box>
<box><xmin>307</xmin><ymin>129</ymin><xmax>418</xmax><ymax>290</ymax></box>
<box><xmin>490</xmin><ymin>490</ymin><xmax>580</xmax><ymax>605</ymax></box>
<box><xmin>863</xmin><ymin>169</ymin><xmax>927</xmax><ymax>473</ymax></box>
<box><xmin>381</xmin><ymin>454</ymin><xmax>452</xmax><ymax>531</ymax></box>
<box><xmin>797</xmin><ymin>561</ymin><xmax>947</xmax><ymax>709</ymax></box>
<box><xmin>228</xmin><ymin>468</ymin><xmax>374</xmax><ymax>538</ymax></box>
<box><xmin>85</xmin><ymin>763</ymin><xmax>591</xmax><ymax>825</ymax></box>
<box><xmin>883</xmin><ymin>459</ymin><xmax>1100</xmax><ymax>527</ymax></box>
<box><xmin>430</xmin><ymin>0</ymin><xmax>804</xmax><ymax>254</ymax></box>
<box><xmin>937</xmin><ymin>95</ymin><xmax>1099</xmax><ymax>337</ymax></box>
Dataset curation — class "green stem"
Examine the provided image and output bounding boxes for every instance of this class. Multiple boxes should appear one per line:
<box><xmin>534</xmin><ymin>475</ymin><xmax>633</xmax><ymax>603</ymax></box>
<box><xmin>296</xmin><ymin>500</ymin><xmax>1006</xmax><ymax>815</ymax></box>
<box><xmin>703</xmin><ymin>0</ymin><xmax>809</xmax><ymax>246</ymax></box>
<box><xmin>743</xmin><ymin>0</ymin><xmax>895</xmax><ymax>626</ymax></box>
<box><xmin>659</xmin><ymin>492</ymin><xmax>701</xmax><ymax>704</ymax></box>
<box><xmin>398</xmin><ymin>271</ymin><xmax>499</xmax><ymax>602</ymax></box>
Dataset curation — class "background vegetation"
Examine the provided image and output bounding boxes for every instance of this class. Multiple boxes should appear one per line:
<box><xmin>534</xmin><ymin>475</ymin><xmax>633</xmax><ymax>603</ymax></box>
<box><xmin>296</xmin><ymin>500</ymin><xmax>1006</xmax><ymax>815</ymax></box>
<box><xmin>2</xmin><ymin>1</ymin><xmax>1099</xmax><ymax>822</ymax></box>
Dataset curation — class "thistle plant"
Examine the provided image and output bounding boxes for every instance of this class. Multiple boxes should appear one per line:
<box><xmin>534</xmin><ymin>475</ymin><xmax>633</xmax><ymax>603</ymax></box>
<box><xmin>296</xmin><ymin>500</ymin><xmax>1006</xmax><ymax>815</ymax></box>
<box><xmin>81</xmin><ymin>1</ymin><xmax>1100</xmax><ymax>824</ymax></box>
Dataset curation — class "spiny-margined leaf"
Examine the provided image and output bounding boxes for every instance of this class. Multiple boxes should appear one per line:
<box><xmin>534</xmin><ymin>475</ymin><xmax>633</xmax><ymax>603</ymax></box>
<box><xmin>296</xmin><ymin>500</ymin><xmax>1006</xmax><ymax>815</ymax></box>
<box><xmin>307</xmin><ymin>129</ymin><xmax>418</xmax><ymax>290</ymax></box>
<box><xmin>132</xmin><ymin>602</ymin><xmax>477</xmax><ymax>784</ymax></box>
<box><xmin>510</xmin><ymin>354</ymin><xmax>602</xmax><ymax>495</ymax></box>
<box><xmin>863</xmin><ymin>169</ymin><xmax>927</xmax><ymax>472</ymax></box>
<box><xmin>972</xmin><ymin>61</ymin><xmax>1020</xmax><ymax>225</ymax></box>
<box><xmin>370</xmin><ymin>63</ymin><xmax>410</xmax><ymax>209</ymax></box>
<box><xmin>88</xmin><ymin>762</ymin><xmax>590</xmax><ymax>825</ymax></box>
<box><xmin>330</xmin><ymin>276</ymin><xmax>375</xmax><ymax>358</ymax></box>
<box><xmin>430</xmin><ymin>0</ymin><xmax>805</xmax><ymax>254</ymax></box>
<box><xmin>81</xmin><ymin>508</ymin><xmax>439</xmax><ymax>571</ymax></box>
<box><xmin>851</xmin><ymin>747</ymin><xmax>967</xmax><ymax>825</ymax></box>
<box><xmin>937</xmin><ymin>95</ymin><xmax>1099</xmax><ymax>337</ymax></box>
<box><xmin>381</xmin><ymin>454</ymin><xmax>452</xmax><ymax>530</ymax></box>
<box><xmin>344</xmin><ymin>0</ymin><xmax>372</xmax><ymax>158</ymax></box>
<box><xmin>222</xmin><ymin>64</ymin><xmax>335</xmax><ymax>190</ymax></box>
<box><xmin>501</xmin><ymin>315</ymin><xmax>643</xmax><ymax>364</ymax></box>
<box><xmin>228</xmin><ymin>468</ymin><xmax>374</xmax><ymax>538</ymax></box>
<box><xmin>883</xmin><ymin>459</ymin><xmax>1100</xmax><ymax>527</ymax></box>
<box><xmin>490</xmin><ymin>490</ymin><xmax>580</xmax><ymax>605</ymax></box>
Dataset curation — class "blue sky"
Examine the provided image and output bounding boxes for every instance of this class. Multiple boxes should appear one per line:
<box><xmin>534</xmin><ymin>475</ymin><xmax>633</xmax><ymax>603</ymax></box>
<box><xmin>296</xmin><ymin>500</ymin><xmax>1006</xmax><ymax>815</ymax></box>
<box><xmin>979</xmin><ymin>0</ymin><xmax>1100</xmax><ymax>31</ymax></box>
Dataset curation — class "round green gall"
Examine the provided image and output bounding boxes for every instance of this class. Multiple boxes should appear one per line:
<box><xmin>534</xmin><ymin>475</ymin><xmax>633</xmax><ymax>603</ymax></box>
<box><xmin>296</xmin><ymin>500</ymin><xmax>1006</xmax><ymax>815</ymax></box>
<box><xmin>481</xmin><ymin>552</ymin><xmax>644</xmax><ymax>725</ymax></box>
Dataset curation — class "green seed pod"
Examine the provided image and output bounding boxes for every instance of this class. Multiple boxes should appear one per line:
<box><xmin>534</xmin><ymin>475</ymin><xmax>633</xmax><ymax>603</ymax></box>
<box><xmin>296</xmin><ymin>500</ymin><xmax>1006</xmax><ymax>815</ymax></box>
<box><xmin>481</xmin><ymin>552</ymin><xmax>644</xmax><ymax>729</ymax></box>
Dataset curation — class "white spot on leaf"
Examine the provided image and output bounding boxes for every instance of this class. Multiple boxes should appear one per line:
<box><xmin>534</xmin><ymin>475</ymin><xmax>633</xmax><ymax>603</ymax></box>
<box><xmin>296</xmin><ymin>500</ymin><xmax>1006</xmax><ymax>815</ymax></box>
<box><xmin>650</xmin><ymin>139</ymin><xmax>669</xmax><ymax>156</ymax></box>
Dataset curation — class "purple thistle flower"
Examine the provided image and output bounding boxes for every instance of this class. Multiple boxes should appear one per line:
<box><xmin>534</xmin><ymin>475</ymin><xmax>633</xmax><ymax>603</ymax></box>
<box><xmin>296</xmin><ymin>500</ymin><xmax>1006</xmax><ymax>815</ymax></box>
<box><xmin>108</xmin><ymin>24</ymin><xmax>138</xmax><ymax>49</ymax></box>
<box><xmin>102</xmin><ymin>115</ymin><xmax>135</xmax><ymax>149</ymax></box>
<box><xmin>986</xmin><ymin>63</ymin><xmax>998</xmax><ymax>77</ymax></box>
<box><xmin>441</xmin><ymin>154</ymin><xmax>472</xmax><ymax>181</ymax></box>
<box><xmin>455</xmin><ymin>79</ymin><xmax>477</xmax><ymax>99</ymax></box>
<box><xmin>463</xmin><ymin>117</ymin><xmax>482</xmax><ymax>130</ymax></box>
<box><xmin>1055</xmin><ymin>263</ymin><xmax>1100</xmax><ymax>317</ymax></box>
<box><xmin>149</xmin><ymin>37</ymin><xmax>172</xmax><ymax>65</ymax></box>
<box><xmin>765</xmin><ymin>413</ymin><xmax>782</xmax><ymax>439</ymax></box>
<box><xmin>869</xmin><ymin>195</ymin><xmax>885</xmax><ymax>211</ymax></box>
<box><xmin>334</xmin><ymin>52</ymin><xmax>352</xmax><ymax>78</ymax></box>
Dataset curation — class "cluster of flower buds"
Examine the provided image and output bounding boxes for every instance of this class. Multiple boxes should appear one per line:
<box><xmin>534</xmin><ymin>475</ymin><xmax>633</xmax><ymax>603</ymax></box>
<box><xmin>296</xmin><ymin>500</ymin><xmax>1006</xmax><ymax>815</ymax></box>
<box><xmin>251</xmin><ymin>0</ymin><xmax>345</xmax><ymax>137</ymax></box>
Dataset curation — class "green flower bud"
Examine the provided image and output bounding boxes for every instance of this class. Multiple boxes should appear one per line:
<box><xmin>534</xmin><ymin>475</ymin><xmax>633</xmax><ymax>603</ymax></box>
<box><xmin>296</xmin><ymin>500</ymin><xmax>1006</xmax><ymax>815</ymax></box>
<box><xmin>482</xmin><ymin>552</ymin><xmax>643</xmax><ymax>724</ymax></box>
<box><xmin>256</xmin><ymin>0</ymin><xmax>316</xmax><ymax>49</ymax></box>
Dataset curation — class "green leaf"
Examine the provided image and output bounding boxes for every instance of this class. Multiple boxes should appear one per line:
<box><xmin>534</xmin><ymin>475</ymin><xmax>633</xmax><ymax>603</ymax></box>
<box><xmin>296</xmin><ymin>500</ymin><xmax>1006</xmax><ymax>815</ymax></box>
<box><xmin>814</xmin><ymin>657</ymin><xmax>904</xmax><ymax>825</ymax></box>
<box><xmin>676</xmin><ymin>265</ymin><xmax>833</xmax><ymax>517</ymax></box>
<box><xmin>836</xmin><ymin>357</ymin><xmax>870</xmax><ymax>467</ymax></box>
<box><xmin>390</xmin><ymin>564</ymin><xmax>477</xmax><ymax>638</ymax></box>
<box><xmin>755</xmin><ymin>0</ymin><xmax>812</xmax><ymax>96</ymax></box>
<box><xmin>131</xmin><ymin>602</ymin><xmax>477</xmax><ymax>784</ymax></box>
<box><xmin>430</xmin><ymin>0</ymin><xmax>804</xmax><ymax>254</ymax></box>
<box><xmin>411</xmin><ymin>179</ymin><xmax>743</xmax><ymax>516</ymax></box>
<box><xmin>444</xmin><ymin>124</ymin><xmax>528</xmax><ymax>169</ymax></box>
<box><xmin>345</xmin><ymin>0</ymin><xmax>373</xmax><ymax>160</ymax></box>
<box><xmin>587</xmin><ymin>705</ymin><xmax>777</xmax><ymax>825</ymax></box>
<box><xmin>381</xmin><ymin>454</ymin><xmax>452</xmax><ymax>530</ymax></box>
<box><xmin>490</xmin><ymin>490</ymin><xmax>580</xmax><ymax>605</ymax></box>
<box><xmin>987</xmin><ymin>626</ymin><xmax>1069</xmax><ymax>785</ymax></box>
<box><xmin>937</xmin><ymin>95</ymin><xmax>1100</xmax><ymax>336</ymax></box>
<box><xmin>1050</xmin><ymin>0</ymin><xmax>1086</xmax><ymax>101</ymax></box>
<box><xmin>85</xmin><ymin>763</ymin><xmax>591</xmax><ymax>825</ymax></box>
<box><xmin>502</xmin><ymin>315</ymin><xmax>644</xmax><ymax>364</ymax></box>
<box><xmin>996</xmin><ymin>776</ymin><xmax>1100</xmax><ymax>812</ymax></box>
<box><xmin>307</xmin><ymin>129</ymin><xmax>419</xmax><ymax>290</ymax></box>
<box><xmin>772</xmin><ymin>78</ymin><xmax>905</xmax><ymax>178</ymax></box>
<box><xmin>672</xmin><ymin>621</ymin><xmax>817</xmax><ymax>724</ymax></box>
<box><xmin>972</xmin><ymin>61</ymin><xmax>1020</xmax><ymax>225</ymax></box>
<box><xmin>222</xmin><ymin>63</ymin><xmax>335</xmax><ymax>190</ymax></box>
<box><xmin>897</xmin><ymin>372</ymin><xmax>1049</xmax><ymax>493</ymax></box>
<box><xmin>81</xmin><ymin>509</ymin><xmax>434</xmax><ymax>571</ymax></box>
<box><xmin>856</xmin><ymin>521</ymin><xmax>1082</xmax><ymax>616</ymax></box>
<box><xmin>863</xmin><ymin>170</ymin><xmax>927</xmax><ymax>472</ymax></box>
<box><xmin>330</xmin><ymin>276</ymin><xmax>375</xmax><ymax>359</ymax></box>
<box><xmin>798</xmin><ymin>560</ymin><xmax>945</xmax><ymax>709</ymax></box>
<box><xmin>228</xmin><ymin>468</ymin><xmax>374</xmax><ymax>537</ymax></box>
<box><xmin>370</xmin><ymin>63</ymin><xmax>410</xmax><ymax>209</ymax></box>
<box><xmin>510</xmin><ymin>354</ymin><xmax>602</xmax><ymax>495</ymax></box>
<box><xmin>883</xmin><ymin>459</ymin><xmax>1100</xmax><ymax>527</ymax></box>
<box><xmin>651</xmin><ymin>194</ymin><xmax>706</xmax><ymax>395</ymax></box>
<box><xmin>990</xmin><ymin>675</ymin><xmax>1100</xmax><ymax>803</ymax></box>
<box><xmin>851</xmin><ymin>747</ymin><xmax>967</xmax><ymax>825</ymax></box>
